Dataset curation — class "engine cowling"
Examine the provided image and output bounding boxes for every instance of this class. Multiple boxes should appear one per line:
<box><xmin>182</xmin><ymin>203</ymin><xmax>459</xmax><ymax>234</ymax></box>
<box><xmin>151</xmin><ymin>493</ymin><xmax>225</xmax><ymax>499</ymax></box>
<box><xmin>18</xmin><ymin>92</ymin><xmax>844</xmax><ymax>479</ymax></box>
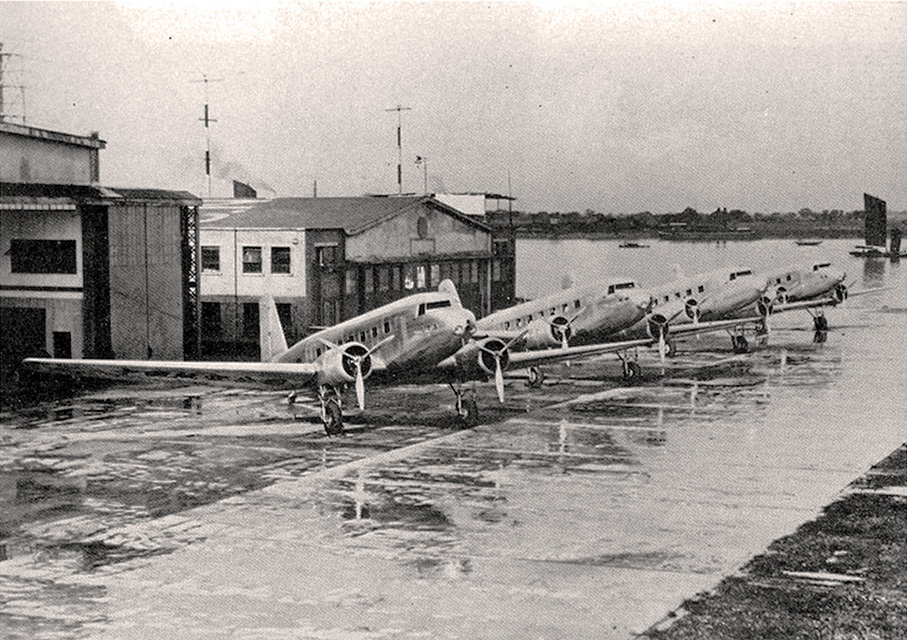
<box><xmin>684</xmin><ymin>298</ymin><xmax>700</xmax><ymax>321</ymax></box>
<box><xmin>832</xmin><ymin>283</ymin><xmax>848</xmax><ymax>304</ymax></box>
<box><xmin>315</xmin><ymin>343</ymin><xmax>373</xmax><ymax>387</ymax></box>
<box><xmin>454</xmin><ymin>337</ymin><xmax>510</xmax><ymax>381</ymax></box>
<box><xmin>774</xmin><ymin>286</ymin><xmax>789</xmax><ymax>304</ymax></box>
<box><xmin>524</xmin><ymin>317</ymin><xmax>571</xmax><ymax>349</ymax></box>
<box><xmin>756</xmin><ymin>295</ymin><xmax>774</xmax><ymax>318</ymax></box>
<box><xmin>645</xmin><ymin>313</ymin><xmax>670</xmax><ymax>341</ymax></box>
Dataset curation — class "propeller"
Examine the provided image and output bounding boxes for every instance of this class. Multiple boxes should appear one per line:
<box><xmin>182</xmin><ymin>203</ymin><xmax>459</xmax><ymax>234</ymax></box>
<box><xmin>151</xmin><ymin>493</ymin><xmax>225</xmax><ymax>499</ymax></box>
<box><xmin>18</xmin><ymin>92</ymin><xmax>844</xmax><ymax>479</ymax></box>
<box><xmin>657</xmin><ymin>325</ymin><xmax>667</xmax><ymax>372</ymax></box>
<box><xmin>757</xmin><ymin>295</ymin><xmax>774</xmax><ymax>336</ymax></box>
<box><xmin>545</xmin><ymin>306</ymin><xmax>585</xmax><ymax>349</ymax></box>
<box><xmin>477</xmin><ymin>330</ymin><xmax>528</xmax><ymax>403</ymax></box>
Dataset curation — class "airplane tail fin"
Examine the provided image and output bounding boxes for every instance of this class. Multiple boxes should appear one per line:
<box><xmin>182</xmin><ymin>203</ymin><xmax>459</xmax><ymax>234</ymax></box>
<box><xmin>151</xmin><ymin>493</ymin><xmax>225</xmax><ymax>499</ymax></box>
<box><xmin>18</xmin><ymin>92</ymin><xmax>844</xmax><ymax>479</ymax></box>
<box><xmin>437</xmin><ymin>278</ymin><xmax>462</xmax><ymax>306</ymax></box>
<box><xmin>259</xmin><ymin>297</ymin><xmax>289</xmax><ymax>362</ymax></box>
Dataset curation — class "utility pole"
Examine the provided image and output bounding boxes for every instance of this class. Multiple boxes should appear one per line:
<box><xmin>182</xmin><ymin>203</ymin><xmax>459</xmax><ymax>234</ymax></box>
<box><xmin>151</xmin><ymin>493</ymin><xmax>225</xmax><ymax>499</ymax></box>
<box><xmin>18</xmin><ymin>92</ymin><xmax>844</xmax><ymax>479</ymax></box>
<box><xmin>191</xmin><ymin>74</ymin><xmax>223</xmax><ymax>197</ymax></box>
<box><xmin>385</xmin><ymin>105</ymin><xmax>411</xmax><ymax>194</ymax></box>
<box><xmin>0</xmin><ymin>42</ymin><xmax>26</xmax><ymax>124</ymax></box>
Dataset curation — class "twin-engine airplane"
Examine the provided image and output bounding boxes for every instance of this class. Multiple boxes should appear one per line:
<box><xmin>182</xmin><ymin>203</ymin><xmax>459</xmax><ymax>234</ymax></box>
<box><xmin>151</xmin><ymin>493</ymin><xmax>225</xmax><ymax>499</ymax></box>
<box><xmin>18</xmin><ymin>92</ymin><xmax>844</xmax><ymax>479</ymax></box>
<box><xmin>21</xmin><ymin>280</ymin><xmax>661</xmax><ymax>435</ymax></box>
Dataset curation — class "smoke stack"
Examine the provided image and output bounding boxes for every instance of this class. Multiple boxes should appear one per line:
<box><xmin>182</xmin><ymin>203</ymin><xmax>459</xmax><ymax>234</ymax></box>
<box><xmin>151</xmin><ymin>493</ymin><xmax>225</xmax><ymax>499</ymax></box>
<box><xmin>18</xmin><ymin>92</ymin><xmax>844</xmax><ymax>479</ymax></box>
<box><xmin>233</xmin><ymin>180</ymin><xmax>257</xmax><ymax>199</ymax></box>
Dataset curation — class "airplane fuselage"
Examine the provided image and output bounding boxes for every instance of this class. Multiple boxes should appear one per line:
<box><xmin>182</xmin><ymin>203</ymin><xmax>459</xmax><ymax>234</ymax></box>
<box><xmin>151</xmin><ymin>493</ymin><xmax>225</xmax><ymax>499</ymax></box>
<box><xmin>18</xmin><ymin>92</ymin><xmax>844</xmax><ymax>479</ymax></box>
<box><xmin>765</xmin><ymin>262</ymin><xmax>846</xmax><ymax>302</ymax></box>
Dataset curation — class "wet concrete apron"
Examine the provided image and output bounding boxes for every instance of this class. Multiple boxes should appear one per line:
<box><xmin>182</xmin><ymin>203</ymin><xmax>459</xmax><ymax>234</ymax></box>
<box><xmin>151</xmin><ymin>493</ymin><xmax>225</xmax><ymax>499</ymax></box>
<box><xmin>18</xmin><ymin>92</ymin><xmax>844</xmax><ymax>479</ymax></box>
<box><xmin>1</xmin><ymin>305</ymin><xmax>905</xmax><ymax>639</ymax></box>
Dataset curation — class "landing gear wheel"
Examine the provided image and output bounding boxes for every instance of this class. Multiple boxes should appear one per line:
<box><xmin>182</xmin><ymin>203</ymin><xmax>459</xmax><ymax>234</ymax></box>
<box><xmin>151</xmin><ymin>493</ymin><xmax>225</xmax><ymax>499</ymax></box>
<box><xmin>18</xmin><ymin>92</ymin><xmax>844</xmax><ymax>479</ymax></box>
<box><xmin>459</xmin><ymin>396</ymin><xmax>479</xmax><ymax>428</ymax></box>
<box><xmin>323</xmin><ymin>399</ymin><xmax>344</xmax><ymax>436</ymax></box>
<box><xmin>665</xmin><ymin>340</ymin><xmax>677</xmax><ymax>357</ymax></box>
<box><xmin>526</xmin><ymin>366</ymin><xmax>545</xmax><ymax>389</ymax></box>
<box><xmin>622</xmin><ymin>361</ymin><xmax>642</xmax><ymax>381</ymax></box>
<box><xmin>732</xmin><ymin>336</ymin><xmax>749</xmax><ymax>354</ymax></box>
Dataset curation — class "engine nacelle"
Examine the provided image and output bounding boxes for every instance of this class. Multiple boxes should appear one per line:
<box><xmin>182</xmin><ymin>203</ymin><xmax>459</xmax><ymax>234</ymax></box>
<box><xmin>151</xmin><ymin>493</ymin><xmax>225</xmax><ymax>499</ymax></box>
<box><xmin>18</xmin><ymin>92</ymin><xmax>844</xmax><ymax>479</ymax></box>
<box><xmin>684</xmin><ymin>298</ymin><xmax>700</xmax><ymax>320</ymax></box>
<box><xmin>454</xmin><ymin>337</ymin><xmax>510</xmax><ymax>380</ymax></box>
<box><xmin>774</xmin><ymin>286</ymin><xmax>789</xmax><ymax>304</ymax></box>
<box><xmin>756</xmin><ymin>295</ymin><xmax>774</xmax><ymax>318</ymax></box>
<box><xmin>524</xmin><ymin>317</ymin><xmax>571</xmax><ymax>349</ymax></box>
<box><xmin>645</xmin><ymin>313</ymin><xmax>670</xmax><ymax>340</ymax></box>
<box><xmin>315</xmin><ymin>343</ymin><xmax>373</xmax><ymax>387</ymax></box>
<box><xmin>832</xmin><ymin>283</ymin><xmax>848</xmax><ymax>304</ymax></box>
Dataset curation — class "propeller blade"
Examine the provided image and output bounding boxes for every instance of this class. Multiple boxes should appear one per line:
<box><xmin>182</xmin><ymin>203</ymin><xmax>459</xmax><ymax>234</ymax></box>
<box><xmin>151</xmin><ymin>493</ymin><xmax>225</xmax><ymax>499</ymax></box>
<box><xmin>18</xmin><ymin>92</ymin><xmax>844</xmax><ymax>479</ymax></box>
<box><xmin>494</xmin><ymin>358</ymin><xmax>505</xmax><ymax>403</ymax></box>
<box><xmin>561</xmin><ymin>332</ymin><xmax>569</xmax><ymax>350</ymax></box>
<box><xmin>355</xmin><ymin>361</ymin><xmax>366</xmax><ymax>410</ymax></box>
<box><xmin>658</xmin><ymin>329</ymin><xmax>667</xmax><ymax>368</ymax></box>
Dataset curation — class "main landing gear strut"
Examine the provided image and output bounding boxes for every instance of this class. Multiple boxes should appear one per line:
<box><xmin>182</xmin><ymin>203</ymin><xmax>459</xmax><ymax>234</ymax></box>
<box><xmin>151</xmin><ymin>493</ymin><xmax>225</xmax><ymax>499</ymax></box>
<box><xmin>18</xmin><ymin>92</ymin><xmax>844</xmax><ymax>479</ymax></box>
<box><xmin>616</xmin><ymin>349</ymin><xmax>642</xmax><ymax>381</ymax></box>
<box><xmin>318</xmin><ymin>384</ymin><xmax>345</xmax><ymax>436</ymax></box>
<box><xmin>450</xmin><ymin>383</ymin><xmax>480</xmax><ymax>428</ymax></box>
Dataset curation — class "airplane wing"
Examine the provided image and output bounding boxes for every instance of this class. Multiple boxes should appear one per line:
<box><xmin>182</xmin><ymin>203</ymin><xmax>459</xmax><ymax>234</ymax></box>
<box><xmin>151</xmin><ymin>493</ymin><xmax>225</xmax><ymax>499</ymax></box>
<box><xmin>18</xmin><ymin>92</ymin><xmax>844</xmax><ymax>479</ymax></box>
<box><xmin>665</xmin><ymin>315</ymin><xmax>764</xmax><ymax>337</ymax></box>
<box><xmin>21</xmin><ymin>357</ymin><xmax>319</xmax><ymax>389</ymax></box>
<box><xmin>505</xmin><ymin>338</ymin><xmax>656</xmax><ymax>368</ymax></box>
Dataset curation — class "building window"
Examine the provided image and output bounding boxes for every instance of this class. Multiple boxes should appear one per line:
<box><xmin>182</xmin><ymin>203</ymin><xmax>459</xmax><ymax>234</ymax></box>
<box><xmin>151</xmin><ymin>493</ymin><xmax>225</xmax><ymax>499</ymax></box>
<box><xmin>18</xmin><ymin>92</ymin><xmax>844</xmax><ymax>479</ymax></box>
<box><xmin>316</xmin><ymin>245</ymin><xmax>338</xmax><ymax>266</ymax></box>
<box><xmin>345</xmin><ymin>269</ymin><xmax>358</xmax><ymax>296</ymax></box>
<box><xmin>378</xmin><ymin>267</ymin><xmax>389</xmax><ymax>291</ymax></box>
<box><xmin>364</xmin><ymin>268</ymin><xmax>374</xmax><ymax>293</ymax></box>
<box><xmin>416</xmin><ymin>265</ymin><xmax>427</xmax><ymax>289</ymax></box>
<box><xmin>450</xmin><ymin>262</ymin><xmax>460</xmax><ymax>284</ymax></box>
<box><xmin>492</xmin><ymin>259</ymin><xmax>502</xmax><ymax>281</ymax></box>
<box><xmin>430</xmin><ymin>264</ymin><xmax>440</xmax><ymax>286</ymax></box>
<box><xmin>243</xmin><ymin>302</ymin><xmax>259</xmax><ymax>337</ymax></box>
<box><xmin>242</xmin><ymin>246</ymin><xmax>262</xmax><ymax>273</ymax></box>
<box><xmin>10</xmin><ymin>239</ymin><xmax>77</xmax><ymax>274</ymax></box>
<box><xmin>271</xmin><ymin>247</ymin><xmax>291</xmax><ymax>274</ymax></box>
<box><xmin>201</xmin><ymin>246</ymin><xmax>220</xmax><ymax>272</ymax></box>
<box><xmin>202</xmin><ymin>302</ymin><xmax>222</xmax><ymax>335</ymax></box>
<box><xmin>392</xmin><ymin>266</ymin><xmax>401</xmax><ymax>290</ymax></box>
<box><xmin>404</xmin><ymin>265</ymin><xmax>415</xmax><ymax>290</ymax></box>
<box><xmin>470</xmin><ymin>261</ymin><xmax>479</xmax><ymax>283</ymax></box>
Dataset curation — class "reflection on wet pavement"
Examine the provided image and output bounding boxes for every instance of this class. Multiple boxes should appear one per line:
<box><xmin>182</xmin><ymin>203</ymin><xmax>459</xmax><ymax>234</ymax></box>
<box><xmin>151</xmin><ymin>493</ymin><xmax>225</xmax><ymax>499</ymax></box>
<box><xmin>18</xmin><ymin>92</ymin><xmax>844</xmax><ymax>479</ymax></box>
<box><xmin>1</xmin><ymin>308</ymin><xmax>905</xmax><ymax>638</ymax></box>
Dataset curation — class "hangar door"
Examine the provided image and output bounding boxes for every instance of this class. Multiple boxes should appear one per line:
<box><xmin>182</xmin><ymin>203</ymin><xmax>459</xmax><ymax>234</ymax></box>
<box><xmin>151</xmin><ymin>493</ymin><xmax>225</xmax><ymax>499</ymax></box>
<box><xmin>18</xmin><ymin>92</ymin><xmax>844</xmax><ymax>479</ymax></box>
<box><xmin>0</xmin><ymin>307</ymin><xmax>47</xmax><ymax>368</ymax></box>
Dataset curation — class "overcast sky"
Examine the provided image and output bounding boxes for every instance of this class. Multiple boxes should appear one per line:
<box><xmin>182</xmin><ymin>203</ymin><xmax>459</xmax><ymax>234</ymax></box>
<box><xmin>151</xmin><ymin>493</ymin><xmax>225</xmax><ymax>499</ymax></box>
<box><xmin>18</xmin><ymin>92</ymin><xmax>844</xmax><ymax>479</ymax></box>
<box><xmin>2</xmin><ymin>1</ymin><xmax>905</xmax><ymax>213</ymax></box>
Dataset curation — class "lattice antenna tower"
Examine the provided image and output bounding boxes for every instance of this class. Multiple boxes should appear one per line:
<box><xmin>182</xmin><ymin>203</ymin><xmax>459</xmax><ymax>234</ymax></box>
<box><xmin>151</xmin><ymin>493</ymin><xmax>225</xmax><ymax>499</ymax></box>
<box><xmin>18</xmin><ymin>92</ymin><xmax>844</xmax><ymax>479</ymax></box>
<box><xmin>0</xmin><ymin>42</ymin><xmax>27</xmax><ymax>124</ymax></box>
<box><xmin>191</xmin><ymin>74</ymin><xmax>223</xmax><ymax>197</ymax></box>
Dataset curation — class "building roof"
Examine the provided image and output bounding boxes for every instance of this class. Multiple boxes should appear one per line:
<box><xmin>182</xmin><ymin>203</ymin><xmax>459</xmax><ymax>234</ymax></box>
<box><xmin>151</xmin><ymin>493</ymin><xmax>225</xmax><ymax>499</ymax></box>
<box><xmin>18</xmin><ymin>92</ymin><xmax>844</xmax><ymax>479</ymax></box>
<box><xmin>0</xmin><ymin>122</ymin><xmax>106</xmax><ymax>149</ymax></box>
<box><xmin>0</xmin><ymin>182</ymin><xmax>200</xmax><ymax>206</ymax></box>
<box><xmin>201</xmin><ymin>196</ymin><xmax>491</xmax><ymax>234</ymax></box>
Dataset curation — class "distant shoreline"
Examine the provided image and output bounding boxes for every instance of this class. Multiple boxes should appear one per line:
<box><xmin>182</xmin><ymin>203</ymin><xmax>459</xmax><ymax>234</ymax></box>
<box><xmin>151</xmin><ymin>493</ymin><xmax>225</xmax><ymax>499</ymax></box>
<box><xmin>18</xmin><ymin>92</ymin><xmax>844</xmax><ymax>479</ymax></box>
<box><xmin>509</xmin><ymin>230</ymin><xmax>864</xmax><ymax>241</ymax></box>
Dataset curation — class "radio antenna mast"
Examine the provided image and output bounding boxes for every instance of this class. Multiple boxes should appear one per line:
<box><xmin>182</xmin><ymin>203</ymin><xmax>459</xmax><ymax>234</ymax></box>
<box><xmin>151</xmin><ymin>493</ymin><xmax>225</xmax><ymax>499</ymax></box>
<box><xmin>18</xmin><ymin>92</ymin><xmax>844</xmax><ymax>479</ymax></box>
<box><xmin>385</xmin><ymin>105</ymin><xmax>411</xmax><ymax>194</ymax></box>
<box><xmin>0</xmin><ymin>42</ymin><xmax>27</xmax><ymax>124</ymax></box>
<box><xmin>191</xmin><ymin>74</ymin><xmax>223</xmax><ymax>197</ymax></box>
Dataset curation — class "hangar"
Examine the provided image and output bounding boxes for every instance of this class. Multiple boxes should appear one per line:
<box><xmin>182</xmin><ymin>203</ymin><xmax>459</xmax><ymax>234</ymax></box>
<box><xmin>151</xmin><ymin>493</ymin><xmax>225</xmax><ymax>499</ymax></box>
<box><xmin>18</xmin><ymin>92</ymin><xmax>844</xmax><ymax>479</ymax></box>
<box><xmin>0</xmin><ymin>122</ymin><xmax>201</xmax><ymax>376</ymax></box>
<box><xmin>199</xmin><ymin>195</ymin><xmax>515</xmax><ymax>357</ymax></box>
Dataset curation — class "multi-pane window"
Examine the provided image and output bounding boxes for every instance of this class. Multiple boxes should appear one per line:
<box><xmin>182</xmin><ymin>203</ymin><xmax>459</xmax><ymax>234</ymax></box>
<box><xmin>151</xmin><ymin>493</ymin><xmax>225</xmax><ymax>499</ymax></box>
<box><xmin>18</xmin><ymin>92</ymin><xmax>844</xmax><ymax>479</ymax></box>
<box><xmin>10</xmin><ymin>239</ymin><xmax>77</xmax><ymax>274</ymax></box>
<box><xmin>201</xmin><ymin>302</ymin><xmax>222</xmax><ymax>335</ymax></box>
<box><xmin>271</xmin><ymin>247</ymin><xmax>291</xmax><ymax>274</ymax></box>
<box><xmin>201</xmin><ymin>246</ymin><xmax>220</xmax><ymax>272</ymax></box>
<box><xmin>430</xmin><ymin>264</ymin><xmax>440</xmax><ymax>286</ymax></box>
<box><xmin>470</xmin><ymin>261</ymin><xmax>479</xmax><ymax>283</ymax></box>
<box><xmin>316</xmin><ymin>245</ymin><xmax>337</xmax><ymax>266</ymax></box>
<box><xmin>364</xmin><ymin>268</ymin><xmax>374</xmax><ymax>293</ymax></box>
<box><xmin>378</xmin><ymin>267</ymin><xmax>389</xmax><ymax>291</ymax></box>
<box><xmin>345</xmin><ymin>269</ymin><xmax>358</xmax><ymax>296</ymax></box>
<box><xmin>492</xmin><ymin>259</ymin><xmax>502</xmax><ymax>281</ymax></box>
<box><xmin>416</xmin><ymin>265</ymin><xmax>427</xmax><ymax>289</ymax></box>
<box><xmin>242</xmin><ymin>246</ymin><xmax>262</xmax><ymax>273</ymax></box>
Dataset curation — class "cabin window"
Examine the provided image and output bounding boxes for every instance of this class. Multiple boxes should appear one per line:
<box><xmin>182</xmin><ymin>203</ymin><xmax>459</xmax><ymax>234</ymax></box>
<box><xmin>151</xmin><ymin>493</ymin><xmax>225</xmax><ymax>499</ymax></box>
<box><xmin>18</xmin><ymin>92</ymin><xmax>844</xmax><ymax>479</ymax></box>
<box><xmin>675</xmin><ymin>292</ymin><xmax>682</xmax><ymax>298</ymax></box>
<box><xmin>786</xmin><ymin>275</ymin><xmax>792</xmax><ymax>281</ymax></box>
<box><xmin>201</xmin><ymin>246</ymin><xmax>220</xmax><ymax>273</ymax></box>
<box><xmin>316</xmin><ymin>245</ymin><xmax>338</xmax><ymax>266</ymax></box>
<box><xmin>271</xmin><ymin>247</ymin><xmax>291</xmax><ymax>274</ymax></box>
<box><xmin>371</xmin><ymin>327</ymin><xmax>378</xmax><ymax>338</ymax></box>
<box><xmin>607</xmin><ymin>285</ymin><xmax>614</xmax><ymax>294</ymax></box>
<box><xmin>384</xmin><ymin>320</ymin><xmax>391</xmax><ymax>334</ymax></box>
<box><xmin>504</xmin><ymin>321</ymin><xmax>511</xmax><ymax>330</ymax></box>
<box><xmin>347</xmin><ymin>335</ymin><xmax>354</xmax><ymax>343</ymax></box>
<box><xmin>242</xmin><ymin>246</ymin><xmax>262</xmax><ymax>273</ymax></box>
<box><xmin>549</xmin><ymin>307</ymin><xmax>556</xmax><ymax>316</ymax></box>
<box><xmin>359</xmin><ymin>331</ymin><xmax>367</xmax><ymax>342</ymax></box>
<box><xmin>316</xmin><ymin>347</ymin><xmax>322</xmax><ymax>357</ymax></box>
<box><xmin>776</xmin><ymin>278</ymin><xmax>782</xmax><ymax>284</ymax></box>
<box><xmin>664</xmin><ymin>295</ymin><xmax>670</xmax><ymax>303</ymax></box>
<box><xmin>686</xmin><ymin>288</ymin><xmax>692</xmax><ymax>296</ymax></box>
<box><xmin>729</xmin><ymin>274</ymin><xmax>736</xmax><ymax>281</ymax></box>
<box><xmin>516</xmin><ymin>318</ymin><xmax>523</xmax><ymax>328</ymax></box>
<box><xmin>574</xmin><ymin>300</ymin><xmax>581</xmax><ymax>309</ymax></box>
<box><xmin>10</xmin><ymin>239</ymin><xmax>77</xmax><ymax>274</ymax></box>
<box><xmin>698</xmin><ymin>285</ymin><xmax>705</xmax><ymax>293</ymax></box>
<box><xmin>562</xmin><ymin>304</ymin><xmax>568</xmax><ymax>313</ymax></box>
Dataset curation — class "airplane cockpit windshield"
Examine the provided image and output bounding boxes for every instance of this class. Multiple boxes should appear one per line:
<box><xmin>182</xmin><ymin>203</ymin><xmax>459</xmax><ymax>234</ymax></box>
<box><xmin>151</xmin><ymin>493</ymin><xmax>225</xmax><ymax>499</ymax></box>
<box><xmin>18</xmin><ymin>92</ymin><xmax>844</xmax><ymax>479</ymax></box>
<box><xmin>417</xmin><ymin>300</ymin><xmax>453</xmax><ymax>316</ymax></box>
<box><xmin>607</xmin><ymin>282</ymin><xmax>636</xmax><ymax>294</ymax></box>
<box><xmin>729</xmin><ymin>270</ymin><xmax>754</xmax><ymax>280</ymax></box>
<box><xmin>813</xmin><ymin>263</ymin><xmax>831</xmax><ymax>271</ymax></box>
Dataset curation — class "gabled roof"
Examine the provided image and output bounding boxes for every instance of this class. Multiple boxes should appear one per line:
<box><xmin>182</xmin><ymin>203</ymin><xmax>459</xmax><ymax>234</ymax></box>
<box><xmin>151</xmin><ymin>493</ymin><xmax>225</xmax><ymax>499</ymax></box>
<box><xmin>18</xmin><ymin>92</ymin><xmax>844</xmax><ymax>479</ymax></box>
<box><xmin>0</xmin><ymin>183</ymin><xmax>200</xmax><ymax>206</ymax></box>
<box><xmin>200</xmin><ymin>196</ymin><xmax>491</xmax><ymax>234</ymax></box>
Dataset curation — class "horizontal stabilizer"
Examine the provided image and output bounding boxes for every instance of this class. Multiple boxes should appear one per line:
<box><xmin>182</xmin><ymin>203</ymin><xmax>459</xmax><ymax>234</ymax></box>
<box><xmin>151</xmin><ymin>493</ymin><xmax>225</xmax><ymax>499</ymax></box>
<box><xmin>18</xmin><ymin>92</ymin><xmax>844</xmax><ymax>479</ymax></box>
<box><xmin>260</xmin><ymin>297</ymin><xmax>289</xmax><ymax>362</ymax></box>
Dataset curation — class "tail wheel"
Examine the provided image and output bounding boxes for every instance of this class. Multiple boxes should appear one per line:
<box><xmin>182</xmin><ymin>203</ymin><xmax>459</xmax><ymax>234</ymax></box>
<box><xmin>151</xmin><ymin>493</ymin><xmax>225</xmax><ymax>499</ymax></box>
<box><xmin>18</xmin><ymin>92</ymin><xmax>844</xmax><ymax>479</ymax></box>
<box><xmin>526</xmin><ymin>366</ymin><xmax>545</xmax><ymax>389</ymax></box>
<box><xmin>732</xmin><ymin>336</ymin><xmax>749</xmax><ymax>354</ymax></box>
<box><xmin>622</xmin><ymin>361</ymin><xmax>642</xmax><ymax>381</ymax></box>
<box><xmin>323</xmin><ymin>399</ymin><xmax>344</xmax><ymax>436</ymax></box>
<box><xmin>459</xmin><ymin>396</ymin><xmax>479</xmax><ymax>428</ymax></box>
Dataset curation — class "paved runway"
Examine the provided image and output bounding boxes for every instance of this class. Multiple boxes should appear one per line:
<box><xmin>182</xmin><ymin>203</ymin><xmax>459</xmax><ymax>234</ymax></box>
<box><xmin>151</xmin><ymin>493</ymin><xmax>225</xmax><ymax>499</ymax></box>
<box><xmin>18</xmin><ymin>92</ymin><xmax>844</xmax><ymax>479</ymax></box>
<box><xmin>1</xmin><ymin>301</ymin><xmax>905</xmax><ymax>638</ymax></box>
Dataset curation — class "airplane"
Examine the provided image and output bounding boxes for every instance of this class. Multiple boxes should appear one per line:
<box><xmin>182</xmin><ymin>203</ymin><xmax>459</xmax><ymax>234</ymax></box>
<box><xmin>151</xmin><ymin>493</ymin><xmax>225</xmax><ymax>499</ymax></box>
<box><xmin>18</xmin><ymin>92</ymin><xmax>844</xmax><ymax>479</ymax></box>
<box><xmin>21</xmin><ymin>280</ymin><xmax>662</xmax><ymax>435</ymax></box>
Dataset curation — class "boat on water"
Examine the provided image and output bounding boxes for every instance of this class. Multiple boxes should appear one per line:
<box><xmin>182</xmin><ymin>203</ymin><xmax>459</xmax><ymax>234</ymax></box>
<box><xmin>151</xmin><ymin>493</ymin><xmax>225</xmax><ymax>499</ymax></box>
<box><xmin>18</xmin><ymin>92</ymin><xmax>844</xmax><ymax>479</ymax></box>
<box><xmin>618</xmin><ymin>242</ymin><xmax>650</xmax><ymax>249</ymax></box>
<box><xmin>849</xmin><ymin>244</ymin><xmax>907</xmax><ymax>258</ymax></box>
<box><xmin>796</xmin><ymin>240</ymin><xmax>823</xmax><ymax>246</ymax></box>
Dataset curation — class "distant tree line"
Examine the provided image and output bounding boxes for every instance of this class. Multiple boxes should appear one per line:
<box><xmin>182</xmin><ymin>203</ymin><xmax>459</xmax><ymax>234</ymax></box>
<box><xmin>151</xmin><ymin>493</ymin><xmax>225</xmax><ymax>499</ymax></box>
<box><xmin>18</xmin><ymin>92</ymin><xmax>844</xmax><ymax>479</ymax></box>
<box><xmin>485</xmin><ymin>206</ymin><xmax>906</xmax><ymax>239</ymax></box>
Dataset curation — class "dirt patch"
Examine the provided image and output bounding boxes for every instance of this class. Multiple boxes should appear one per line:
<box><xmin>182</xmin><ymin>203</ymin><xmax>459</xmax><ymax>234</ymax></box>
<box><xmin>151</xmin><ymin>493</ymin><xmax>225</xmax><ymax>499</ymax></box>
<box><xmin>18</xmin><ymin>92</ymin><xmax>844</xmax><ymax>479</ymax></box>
<box><xmin>643</xmin><ymin>443</ymin><xmax>907</xmax><ymax>640</ymax></box>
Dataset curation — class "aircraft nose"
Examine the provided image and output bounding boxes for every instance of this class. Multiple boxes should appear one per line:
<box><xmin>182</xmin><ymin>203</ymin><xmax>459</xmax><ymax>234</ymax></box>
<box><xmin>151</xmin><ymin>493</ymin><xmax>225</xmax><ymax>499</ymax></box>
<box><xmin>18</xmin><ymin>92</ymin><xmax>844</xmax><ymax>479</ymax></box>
<box><xmin>631</xmin><ymin>291</ymin><xmax>653</xmax><ymax>312</ymax></box>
